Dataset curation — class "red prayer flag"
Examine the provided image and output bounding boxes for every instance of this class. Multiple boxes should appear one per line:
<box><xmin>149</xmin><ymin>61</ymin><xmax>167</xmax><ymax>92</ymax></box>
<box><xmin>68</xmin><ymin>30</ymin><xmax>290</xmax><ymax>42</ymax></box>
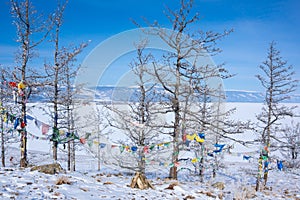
<box><xmin>9</xmin><ymin>82</ymin><xmax>17</xmax><ymax>88</ymax></box>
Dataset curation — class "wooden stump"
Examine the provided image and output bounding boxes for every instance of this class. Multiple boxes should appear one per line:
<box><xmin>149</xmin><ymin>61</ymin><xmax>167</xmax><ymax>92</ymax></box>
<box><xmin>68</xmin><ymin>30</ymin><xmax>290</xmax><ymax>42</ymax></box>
<box><xmin>130</xmin><ymin>172</ymin><xmax>154</xmax><ymax>190</ymax></box>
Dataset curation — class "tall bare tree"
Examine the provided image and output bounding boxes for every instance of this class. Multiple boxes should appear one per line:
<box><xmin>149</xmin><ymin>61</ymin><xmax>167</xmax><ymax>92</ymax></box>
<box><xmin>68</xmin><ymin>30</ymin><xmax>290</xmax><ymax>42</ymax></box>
<box><xmin>255</xmin><ymin>41</ymin><xmax>298</xmax><ymax>191</ymax></box>
<box><xmin>43</xmin><ymin>0</ymin><xmax>88</xmax><ymax>168</ymax></box>
<box><xmin>106</xmin><ymin>42</ymin><xmax>161</xmax><ymax>174</ymax></box>
<box><xmin>10</xmin><ymin>0</ymin><xmax>53</xmax><ymax>167</ymax></box>
<box><xmin>62</xmin><ymin>54</ymin><xmax>87</xmax><ymax>171</ymax></box>
<box><xmin>0</xmin><ymin>79</ymin><xmax>4</xmax><ymax>167</ymax></box>
<box><xmin>43</xmin><ymin>0</ymin><xmax>68</xmax><ymax>162</ymax></box>
<box><xmin>136</xmin><ymin>0</ymin><xmax>232</xmax><ymax>179</ymax></box>
<box><xmin>0</xmin><ymin>67</ymin><xmax>12</xmax><ymax>167</ymax></box>
<box><xmin>171</xmin><ymin>61</ymin><xmax>248</xmax><ymax>182</ymax></box>
<box><xmin>0</xmin><ymin>66</ymin><xmax>22</xmax><ymax>167</ymax></box>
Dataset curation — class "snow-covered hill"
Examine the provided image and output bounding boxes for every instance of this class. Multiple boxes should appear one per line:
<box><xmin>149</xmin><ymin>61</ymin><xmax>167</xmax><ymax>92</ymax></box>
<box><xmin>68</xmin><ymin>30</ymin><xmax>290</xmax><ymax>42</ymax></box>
<box><xmin>1</xmin><ymin>154</ymin><xmax>299</xmax><ymax>199</ymax></box>
<box><xmin>1</xmin><ymin>102</ymin><xmax>299</xmax><ymax>199</ymax></box>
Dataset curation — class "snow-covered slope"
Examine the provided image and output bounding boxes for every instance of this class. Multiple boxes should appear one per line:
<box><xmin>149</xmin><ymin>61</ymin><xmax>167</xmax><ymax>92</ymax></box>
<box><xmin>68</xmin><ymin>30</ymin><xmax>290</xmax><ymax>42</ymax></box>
<box><xmin>1</xmin><ymin>102</ymin><xmax>299</xmax><ymax>199</ymax></box>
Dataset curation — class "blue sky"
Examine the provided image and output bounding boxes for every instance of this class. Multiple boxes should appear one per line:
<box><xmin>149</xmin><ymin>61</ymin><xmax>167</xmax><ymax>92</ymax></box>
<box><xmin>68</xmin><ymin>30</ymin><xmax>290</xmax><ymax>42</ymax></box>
<box><xmin>0</xmin><ymin>0</ymin><xmax>299</xmax><ymax>93</ymax></box>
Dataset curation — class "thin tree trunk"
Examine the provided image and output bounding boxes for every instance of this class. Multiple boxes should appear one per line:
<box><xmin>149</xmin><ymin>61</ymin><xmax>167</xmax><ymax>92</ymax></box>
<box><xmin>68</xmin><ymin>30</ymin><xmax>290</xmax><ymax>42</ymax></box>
<box><xmin>169</xmin><ymin>57</ymin><xmax>181</xmax><ymax>180</ymax></box>
<box><xmin>67</xmin><ymin>105</ymin><xmax>71</xmax><ymax>171</ymax></box>
<box><xmin>263</xmin><ymin>170</ymin><xmax>268</xmax><ymax>187</ymax></box>
<box><xmin>53</xmin><ymin>116</ymin><xmax>58</xmax><ymax>161</ymax></box>
<box><xmin>199</xmin><ymin>144</ymin><xmax>204</xmax><ymax>182</ymax></box>
<box><xmin>169</xmin><ymin>107</ymin><xmax>180</xmax><ymax>179</ymax></box>
<box><xmin>199</xmin><ymin>86</ymin><xmax>208</xmax><ymax>182</ymax></box>
<box><xmin>97</xmin><ymin>129</ymin><xmax>100</xmax><ymax>171</ymax></box>
<box><xmin>1</xmin><ymin>113</ymin><xmax>5</xmax><ymax>167</ymax></box>
<box><xmin>212</xmin><ymin>85</ymin><xmax>223</xmax><ymax>178</ymax></box>
<box><xmin>263</xmin><ymin>146</ymin><xmax>269</xmax><ymax>187</ymax></box>
<box><xmin>19</xmin><ymin>0</ymin><xmax>30</xmax><ymax>168</ymax></box>
<box><xmin>51</xmin><ymin>68</ymin><xmax>59</xmax><ymax>161</ymax></box>
<box><xmin>53</xmin><ymin>22</ymin><xmax>60</xmax><ymax>161</ymax></box>
<box><xmin>255</xmin><ymin>155</ymin><xmax>263</xmax><ymax>191</ymax></box>
<box><xmin>72</xmin><ymin>139</ymin><xmax>75</xmax><ymax>171</ymax></box>
<box><xmin>68</xmin><ymin>140</ymin><xmax>71</xmax><ymax>170</ymax></box>
<box><xmin>0</xmin><ymin>84</ymin><xmax>4</xmax><ymax>167</ymax></box>
<box><xmin>169</xmin><ymin>130</ymin><xmax>180</xmax><ymax>176</ymax></box>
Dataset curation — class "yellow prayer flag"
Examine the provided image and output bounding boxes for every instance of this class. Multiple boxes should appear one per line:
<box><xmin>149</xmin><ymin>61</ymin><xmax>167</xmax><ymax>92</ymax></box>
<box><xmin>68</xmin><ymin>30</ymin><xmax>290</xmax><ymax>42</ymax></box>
<box><xmin>18</xmin><ymin>81</ymin><xmax>26</xmax><ymax>89</ymax></box>
<box><xmin>195</xmin><ymin>135</ymin><xmax>204</xmax><ymax>143</ymax></box>
<box><xmin>59</xmin><ymin>130</ymin><xmax>65</xmax><ymax>135</ymax></box>
<box><xmin>93</xmin><ymin>140</ymin><xmax>99</xmax><ymax>145</ymax></box>
<box><xmin>186</xmin><ymin>133</ymin><xmax>196</xmax><ymax>141</ymax></box>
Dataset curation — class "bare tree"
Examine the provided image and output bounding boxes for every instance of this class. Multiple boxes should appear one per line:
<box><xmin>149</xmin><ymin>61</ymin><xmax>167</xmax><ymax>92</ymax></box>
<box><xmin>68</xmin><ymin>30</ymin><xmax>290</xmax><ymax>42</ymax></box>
<box><xmin>42</xmin><ymin>0</ymin><xmax>88</xmax><ymax>169</ymax></box>
<box><xmin>106</xmin><ymin>42</ymin><xmax>162</xmax><ymax>174</ymax></box>
<box><xmin>10</xmin><ymin>0</ymin><xmax>53</xmax><ymax>167</ymax></box>
<box><xmin>135</xmin><ymin>0</ymin><xmax>232</xmax><ymax>179</ymax></box>
<box><xmin>0</xmin><ymin>83</ymin><xmax>4</xmax><ymax>167</ymax></box>
<box><xmin>176</xmin><ymin>63</ymin><xmax>249</xmax><ymax>181</ymax></box>
<box><xmin>279</xmin><ymin>121</ymin><xmax>300</xmax><ymax>168</ymax></box>
<box><xmin>0</xmin><ymin>66</ymin><xmax>22</xmax><ymax>167</ymax></box>
<box><xmin>58</xmin><ymin>37</ymin><xmax>88</xmax><ymax>172</ymax></box>
<box><xmin>0</xmin><ymin>67</ymin><xmax>12</xmax><ymax>167</ymax></box>
<box><xmin>43</xmin><ymin>0</ymin><xmax>68</xmax><ymax>162</ymax></box>
<box><xmin>255</xmin><ymin>41</ymin><xmax>299</xmax><ymax>191</ymax></box>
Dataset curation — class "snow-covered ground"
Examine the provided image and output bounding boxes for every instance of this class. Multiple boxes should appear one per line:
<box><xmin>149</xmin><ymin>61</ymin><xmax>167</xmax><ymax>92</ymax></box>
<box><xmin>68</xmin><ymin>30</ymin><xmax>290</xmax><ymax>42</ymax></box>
<box><xmin>1</xmin><ymin>103</ymin><xmax>299</xmax><ymax>199</ymax></box>
<box><xmin>1</xmin><ymin>149</ymin><xmax>300</xmax><ymax>199</ymax></box>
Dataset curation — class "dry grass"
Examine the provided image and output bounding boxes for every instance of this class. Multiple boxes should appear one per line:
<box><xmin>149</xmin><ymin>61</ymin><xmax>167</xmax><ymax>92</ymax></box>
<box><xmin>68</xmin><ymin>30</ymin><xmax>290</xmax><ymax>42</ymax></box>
<box><xmin>80</xmin><ymin>187</ymin><xmax>89</xmax><ymax>192</ymax></box>
<box><xmin>103</xmin><ymin>181</ymin><xmax>114</xmax><ymax>185</ymax></box>
<box><xmin>55</xmin><ymin>176</ymin><xmax>72</xmax><ymax>185</ymax></box>
<box><xmin>165</xmin><ymin>181</ymin><xmax>179</xmax><ymax>190</ymax></box>
<box><xmin>233</xmin><ymin>185</ymin><xmax>256</xmax><ymax>199</ymax></box>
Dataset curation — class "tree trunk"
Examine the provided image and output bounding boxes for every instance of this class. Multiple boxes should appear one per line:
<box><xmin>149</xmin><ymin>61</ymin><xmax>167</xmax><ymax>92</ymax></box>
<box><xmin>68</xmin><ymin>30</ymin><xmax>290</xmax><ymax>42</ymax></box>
<box><xmin>71</xmin><ymin>139</ymin><xmax>75</xmax><ymax>171</ymax></box>
<box><xmin>97</xmin><ymin>132</ymin><xmax>100</xmax><ymax>171</ymax></box>
<box><xmin>199</xmin><ymin>144</ymin><xmax>204</xmax><ymax>182</ymax></box>
<box><xmin>255</xmin><ymin>155</ymin><xmax>263</xmax><ymax>191</ymax></box>
<box><xmin>169</xmin><ymin>111</ymin><xmax>180</xmax><ymax>179</ymax></box>
<box><xmin>169</xmin><ymin>165</ymin><xmax>178</xmax><ymax>180</ymax></box>
<box><xmin>1</xmin><ymin>114</ymin><xmax>5</xmax><ymax>167</ymax></box>
<box><xmin>169</xmin><ymin>58</ymin><xmax>181</xmax><ymax>180</ymax></box>
<box><xmin>53</xmin><ymin>141</ymin><xmax>58</xmax><ymax>160</ymax></box>
<box><xmin>67</xmin><ymin>139</ymin><xmax>75</xmax><ymax>171</ymax></box>
<box><xmin>20</xmin><ymin>96</ymin><xmax>28</xmax><ymax>167</ymax></box>
<box><xmin>255</xmin><ymin>176</ymin><xmax>260</xmax><ymax>192</ymax></box>
<box><xmin>138</xmin><ymin>147</ymin><xmax>146</xmax><ymax>174</ymax></box>
<box><xmin>263</xmin><ymin>171</ymin><xmax>268</xmax><ymax>187</ymax></box>
<box><xmin>169</xmin><ymin>125</ymin><xmax>179</xmax><ymax>179</ymax></box>
<box><xmin>263</xmin><ymin>149</ymin><xmax>269</xmax><ymax>187</ymax></box>
<box><xmin>68</xmin><ymin>140</ymin><xmax>71</xmax><ymax>170</ymax></box>
<box><xmin>19</xmin><ymin>0</ymin><xmax>30</xmax><ymax>168</ymax></box>
<box><xmin>20</xmin><ymin>133</ymin><xmax>28</xmax><ymax>167</ymax></box>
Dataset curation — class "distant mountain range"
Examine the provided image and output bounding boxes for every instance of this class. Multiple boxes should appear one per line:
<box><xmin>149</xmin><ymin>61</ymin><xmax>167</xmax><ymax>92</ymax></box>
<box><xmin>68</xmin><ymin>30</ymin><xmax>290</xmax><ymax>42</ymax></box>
<box><xmin>225</xmin><ymin>90</ymin><xmax>300</xmax><ymax>103</ymax></box>
<box><xmin>30</xmin><ymin>86</ymin><xmax>300</xmax><ymax>103</ymax></box>
<box><xmin>89</xmin><ymin>86</ymin><xmax>300</xmax><ymax>103</ymax></box>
